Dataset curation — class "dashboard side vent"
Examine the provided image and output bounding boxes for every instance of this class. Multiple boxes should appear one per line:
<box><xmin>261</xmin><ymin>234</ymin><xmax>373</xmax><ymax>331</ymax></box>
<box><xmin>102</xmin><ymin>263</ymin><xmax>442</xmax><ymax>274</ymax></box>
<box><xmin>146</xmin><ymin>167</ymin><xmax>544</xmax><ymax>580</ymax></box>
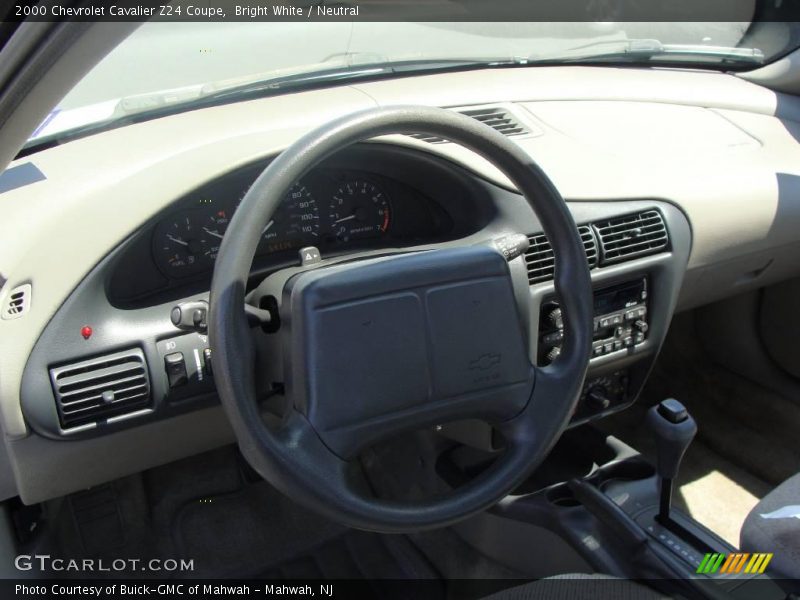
<box><xmin>50</xmin><ymin>348</ymin><xmax>152</xmax><ymax>430</ymax></box>
<box><xmin>2</xmin><ymin>283</ymin><xmax>31</xmax><ymax>320</ymax></box>
<box><xmin>594</xmin><ymin>210</ymin><xmax>669</xmax><ymax>265</ymax></box>
<box><xmin>525</xmin><ymin>225</ymin><xmax>597</xmax><ymax>284</ymax></box>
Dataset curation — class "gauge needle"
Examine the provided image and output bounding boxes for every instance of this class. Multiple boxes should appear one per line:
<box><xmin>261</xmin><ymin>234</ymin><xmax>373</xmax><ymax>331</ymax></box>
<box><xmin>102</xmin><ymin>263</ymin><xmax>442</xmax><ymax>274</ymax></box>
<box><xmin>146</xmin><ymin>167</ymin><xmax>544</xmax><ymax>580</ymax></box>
<box><xmin>263</xmin><ymin>220</ymin><xmax>275</xmax><ymax>233</ymax></box>
<box><xmin>333</xmin><ymin>214</ymin><xmax>357</xmax><ymax>224</ymax></box>
<box><xmin>202</xmin><ymin>227</ymin><xmax>225</xmax><ymax>240</ymax></box>
<box><xmin>167</xmin><ymin>235</ymin><xmax>189</xmax><ymax>246</ymax></box>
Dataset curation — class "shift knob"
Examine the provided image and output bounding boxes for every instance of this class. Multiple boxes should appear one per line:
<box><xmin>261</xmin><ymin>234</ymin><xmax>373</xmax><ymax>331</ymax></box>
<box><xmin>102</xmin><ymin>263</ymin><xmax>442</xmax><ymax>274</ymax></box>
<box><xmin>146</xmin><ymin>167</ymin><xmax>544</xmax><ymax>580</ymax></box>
<box><xmin>646</xmin><ymin>398</ymin><xmax>697</xmax><ymax>480</ymax></box>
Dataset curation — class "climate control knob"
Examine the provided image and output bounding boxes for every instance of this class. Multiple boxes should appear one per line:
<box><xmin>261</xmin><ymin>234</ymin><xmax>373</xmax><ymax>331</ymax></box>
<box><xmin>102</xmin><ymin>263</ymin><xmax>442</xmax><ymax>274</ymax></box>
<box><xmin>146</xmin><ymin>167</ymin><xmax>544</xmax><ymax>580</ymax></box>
<box><xmin>546</xmin><ymin>346</ymin><xmax>562</xmax><ymax>363</ymax></box>
<box><xmin>548</xmin><ymin>307</ymin><xmax>563</xmax><ymax>329</ymax></box>
<box><xmin>587</xmin><ymin>386</ymin><xmax>612</xmax><ymax>410</ymax></box>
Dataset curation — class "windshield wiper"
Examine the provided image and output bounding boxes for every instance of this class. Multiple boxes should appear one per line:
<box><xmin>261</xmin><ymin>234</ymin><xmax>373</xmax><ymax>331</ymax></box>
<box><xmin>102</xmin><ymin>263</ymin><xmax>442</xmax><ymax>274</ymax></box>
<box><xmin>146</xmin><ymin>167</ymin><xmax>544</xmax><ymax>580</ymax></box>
<box><xmin>195</xmin><ymin>58</ymin><xmax>524</xmax><ymax>103</ymax></box>
<box><xmin>529</xmin><ymin>38</ymin><xmax>765</xmax><ymax>67</ymax></box>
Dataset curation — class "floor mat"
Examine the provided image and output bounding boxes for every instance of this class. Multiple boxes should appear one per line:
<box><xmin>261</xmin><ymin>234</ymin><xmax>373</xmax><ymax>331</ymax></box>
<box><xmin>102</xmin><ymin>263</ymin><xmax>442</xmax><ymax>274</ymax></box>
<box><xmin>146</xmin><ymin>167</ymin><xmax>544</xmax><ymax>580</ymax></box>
<box><xmin>258</xmin><ymin>530</ymin><xmax>441</xmax><ymax>580</ymax></box>
<box><xmin>172</xmin><ymin>476</ymin><xmax>346</xmax><ymax>577</ymax></box>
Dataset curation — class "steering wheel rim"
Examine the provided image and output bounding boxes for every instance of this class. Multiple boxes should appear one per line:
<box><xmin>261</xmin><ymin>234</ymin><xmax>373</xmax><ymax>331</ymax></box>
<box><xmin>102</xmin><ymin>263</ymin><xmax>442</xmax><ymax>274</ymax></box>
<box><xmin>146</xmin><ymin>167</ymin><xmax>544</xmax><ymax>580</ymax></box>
<box><xmin>209</xmin><ymin>105</ymin><xmax>593</xmax><ymax>532</ymax></box>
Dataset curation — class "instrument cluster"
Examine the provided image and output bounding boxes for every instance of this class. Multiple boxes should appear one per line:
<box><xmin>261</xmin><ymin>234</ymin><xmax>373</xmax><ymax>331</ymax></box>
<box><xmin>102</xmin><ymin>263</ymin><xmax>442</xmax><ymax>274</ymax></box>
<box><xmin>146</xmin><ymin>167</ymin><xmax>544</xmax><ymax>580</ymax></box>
<box><xmin>153</xmin><ymin>171</ymin><xmax>392</xmax><ymax>278</ymax></box>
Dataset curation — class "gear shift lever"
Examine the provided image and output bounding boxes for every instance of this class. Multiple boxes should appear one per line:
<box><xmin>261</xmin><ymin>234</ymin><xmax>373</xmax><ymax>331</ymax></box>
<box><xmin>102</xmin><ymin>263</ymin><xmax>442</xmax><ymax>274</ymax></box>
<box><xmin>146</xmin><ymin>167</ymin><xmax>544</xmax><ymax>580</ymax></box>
<box><xmin>646</xmin><ymin>398</ymin><xmax>697</xmax><ymax>525</ymax></box>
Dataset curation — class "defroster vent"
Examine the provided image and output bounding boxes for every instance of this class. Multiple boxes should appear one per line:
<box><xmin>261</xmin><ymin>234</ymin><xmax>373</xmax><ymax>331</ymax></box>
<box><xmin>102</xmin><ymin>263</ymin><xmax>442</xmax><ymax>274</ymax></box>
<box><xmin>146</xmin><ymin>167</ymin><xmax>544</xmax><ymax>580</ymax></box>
<box><xmin>50</xmin><ymin>348</ymin><xmax>152</xmax><ymax>430</ymax></box>
<box><xmin>408</xmin><ymin>105</ymin><xmax>533</xmax><ymax>144</ymax></box>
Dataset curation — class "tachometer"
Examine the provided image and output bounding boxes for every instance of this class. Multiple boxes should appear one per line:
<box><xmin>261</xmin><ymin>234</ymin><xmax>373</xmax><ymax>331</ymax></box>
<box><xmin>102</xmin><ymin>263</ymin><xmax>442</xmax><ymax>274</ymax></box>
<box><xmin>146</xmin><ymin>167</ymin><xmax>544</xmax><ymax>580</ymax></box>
<box><xmin>153</xmin><ymin>212</ymin><xmax>210</xmax><ymax>277</ymax></box>
<box><xmin>327</xmin><ymin>180</ymin><xmax>390</xmax><ymax>243</ymax></box>
<box><xmin>259</xmin><ymin>183</ymin><xmax>320</xmax><ymax>253</ymax></box>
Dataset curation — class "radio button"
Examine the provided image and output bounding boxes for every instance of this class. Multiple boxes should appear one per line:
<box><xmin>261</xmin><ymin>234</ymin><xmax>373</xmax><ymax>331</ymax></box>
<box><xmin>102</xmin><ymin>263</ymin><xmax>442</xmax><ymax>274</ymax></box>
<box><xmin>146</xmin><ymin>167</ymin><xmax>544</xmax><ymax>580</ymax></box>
<box><xmin>623</xmin><ymin>336</ymin><xmax>634</xmax><ymax>347</ymax></box>
<box><xmin>603</xmin><ymin>342</ymin><xmax>615</xmax><ymax>353</ymax></box>
<box><xmin>610</xmin><ymin>314</ymin><xmax>624</xmax><ymax>326</ymax></box>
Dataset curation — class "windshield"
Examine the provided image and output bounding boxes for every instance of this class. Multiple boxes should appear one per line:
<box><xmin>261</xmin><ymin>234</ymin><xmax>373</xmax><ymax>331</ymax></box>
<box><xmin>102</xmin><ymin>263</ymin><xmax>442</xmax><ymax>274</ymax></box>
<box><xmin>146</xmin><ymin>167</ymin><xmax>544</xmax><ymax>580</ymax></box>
<box><xmin>28</xmin><ymin>21</ymin><xmax>800</xmax><ymax>145</ymax></box>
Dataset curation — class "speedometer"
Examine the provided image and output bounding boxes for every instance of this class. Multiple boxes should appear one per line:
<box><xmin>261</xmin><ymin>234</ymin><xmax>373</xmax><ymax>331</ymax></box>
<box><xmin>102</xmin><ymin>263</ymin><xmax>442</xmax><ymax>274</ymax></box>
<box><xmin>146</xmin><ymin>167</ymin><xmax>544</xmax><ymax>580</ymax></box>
<box><xmin>259</xmin><ymin>183</ymin><xmax>320</xmax><ymax>253</ymax></box>
<box><xmin>328</xmin><ymin>180</ymin><xmax>390</xmax><ymax>242</ymax></box>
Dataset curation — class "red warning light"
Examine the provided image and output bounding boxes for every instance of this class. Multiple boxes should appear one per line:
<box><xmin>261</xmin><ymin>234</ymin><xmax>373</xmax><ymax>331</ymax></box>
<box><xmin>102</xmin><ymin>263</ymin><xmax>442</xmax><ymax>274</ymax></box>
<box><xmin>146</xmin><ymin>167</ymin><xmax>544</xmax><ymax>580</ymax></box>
<box><xmin>80</xmin><ymin>326</ymin><xmax>93</xmax><ymax>340</ymax></box>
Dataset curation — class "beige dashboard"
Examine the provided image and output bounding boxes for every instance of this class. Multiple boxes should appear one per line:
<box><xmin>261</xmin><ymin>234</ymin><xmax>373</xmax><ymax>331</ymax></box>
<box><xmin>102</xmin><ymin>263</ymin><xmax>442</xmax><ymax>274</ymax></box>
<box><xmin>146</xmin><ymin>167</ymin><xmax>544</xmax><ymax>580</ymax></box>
<box><xmin>1</xmin><ymin>65</ymin><xmax>800</xmax><ymax>502</ymax></box>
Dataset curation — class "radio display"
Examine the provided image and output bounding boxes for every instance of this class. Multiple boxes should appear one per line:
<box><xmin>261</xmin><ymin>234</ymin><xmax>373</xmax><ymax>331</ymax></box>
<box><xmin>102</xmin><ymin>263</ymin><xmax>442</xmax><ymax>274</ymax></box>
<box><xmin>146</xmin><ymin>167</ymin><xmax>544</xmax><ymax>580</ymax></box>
<box><xmin>593</xmin><ymin>280</ymin><xmax>645</xmax><ymax>316</ymax></box>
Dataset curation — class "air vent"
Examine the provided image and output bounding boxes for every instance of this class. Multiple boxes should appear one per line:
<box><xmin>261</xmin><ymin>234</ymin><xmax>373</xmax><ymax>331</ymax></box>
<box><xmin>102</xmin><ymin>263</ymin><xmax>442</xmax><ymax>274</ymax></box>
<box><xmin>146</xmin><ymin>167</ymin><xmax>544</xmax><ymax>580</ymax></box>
<box><xmin>524</xmin><ymin>226</ymin><xmax>597</xmax><ymax>284</ymax></box>
<box><xmin>594</xmin><ymin>210</ymin><xmax>668</xmax><ymax>264</ymax></box>
<box><xmin>407</xmin><ymin>105</ymin><xmax>532</xmax><ymax>144</ymax></box>
<box><xmin>459</xmin><ymin>107</ymin><xmax>529</xmax><ymax>137</ymax></box>
<box><xmin>2</xmin><ymin>283</ymin><xmax>31</xmax><ymax>320</ymax></box>
<box><xmin>50</xmin><ymin>348</ymin><xmax>152</xmax><ymax>430</ymax></box>
<box><xmin>408</xmin><ymin>133</ymin><xmax>449</xmax><ymax>144</ymax></box>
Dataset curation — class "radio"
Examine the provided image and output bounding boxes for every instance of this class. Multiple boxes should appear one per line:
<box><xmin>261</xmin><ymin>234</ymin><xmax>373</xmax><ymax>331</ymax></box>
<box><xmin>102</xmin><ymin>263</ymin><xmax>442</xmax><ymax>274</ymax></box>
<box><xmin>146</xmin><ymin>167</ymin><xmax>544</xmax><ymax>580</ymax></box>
<box><xmin>538</xmin><ymin>278</ymin><xmax>649</xmax><ymax>365</ymax></box>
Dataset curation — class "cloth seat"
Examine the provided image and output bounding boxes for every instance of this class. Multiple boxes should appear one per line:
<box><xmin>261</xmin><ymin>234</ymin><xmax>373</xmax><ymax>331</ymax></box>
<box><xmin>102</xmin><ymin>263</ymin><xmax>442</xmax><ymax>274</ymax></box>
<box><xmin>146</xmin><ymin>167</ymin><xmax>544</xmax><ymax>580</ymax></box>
<box><xmin>740</xmin><ymin>472</ymin><xmax>800</xmax><ymax>579</ymax></box>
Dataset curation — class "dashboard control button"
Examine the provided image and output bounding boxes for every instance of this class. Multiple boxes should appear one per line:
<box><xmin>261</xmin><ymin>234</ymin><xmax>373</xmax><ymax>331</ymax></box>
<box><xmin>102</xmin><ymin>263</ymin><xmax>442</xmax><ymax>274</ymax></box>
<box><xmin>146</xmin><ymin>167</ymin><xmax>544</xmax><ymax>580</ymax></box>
<box><xmin>593</xmin><ymin>345</ymin><xmax>605</xmax><ymax>357</ymax></box>
<box><xmin>613</xmin><ymin>340</ymin><xmax>624</xmax><ymax>351</ymax></box>
<box><xmin>634</xmin><ymin>319</ymin><xmax>649</xmax><ymax>334</ymax></box>
<box><xmin>603</xmin><ymin>342</ymin><xmax>614</xmax><ymax>354</ymax></box>
<box><xmin>202</xmin><ymin>348</ymin><xmax>213</xmax><ymax>376</ymax></box>
<box><xmin>170</xmin><ymin>300</ymin><xmax>209</xmax><ymax>332</ymax></box>
<box><xmin>599</xmin><ymin>316</ymin><xmax>611</xmax><ymax>328</ymax></box>
<box><xmin>299</xmin><ymin>246</ymin><xmax>321</xmax><ymax>266</ymax></box>
<box><xmin>634</xmin><ymin>332</ymin><xmax>645</xmax><ymax>344</ymax></box>
<box><xmin>546</xmin><ymin>346</ymin><xmax>562</xmax><ymax>362</ymax></box>
<box><xmin>610</xmin><ymin>313</ymin><xmax>624</xmax><ymax>326</ymax></box>
<box><xmin>543</xmin><ymin>330</ymin><xmax>564</xmax><ymax>345</ymax></box>
<box><xmin>164</xmin><ymin>352</ymin><xmax>187</xmax><ymax>388</ymax></box>
<box><xmin>623</xmin><ymin>336</ymin><xmax>634</xmax><ymax>347</ymax></box>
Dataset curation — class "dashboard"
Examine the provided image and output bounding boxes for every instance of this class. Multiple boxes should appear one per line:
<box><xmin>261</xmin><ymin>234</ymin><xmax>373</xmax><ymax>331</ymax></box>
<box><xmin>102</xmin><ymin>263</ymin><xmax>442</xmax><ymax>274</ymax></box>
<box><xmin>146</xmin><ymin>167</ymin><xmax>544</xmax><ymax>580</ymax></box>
<box><xmin>3</xmin><ymin>63</ymin><xmax>800</xmax><ymax>506</ymax></box>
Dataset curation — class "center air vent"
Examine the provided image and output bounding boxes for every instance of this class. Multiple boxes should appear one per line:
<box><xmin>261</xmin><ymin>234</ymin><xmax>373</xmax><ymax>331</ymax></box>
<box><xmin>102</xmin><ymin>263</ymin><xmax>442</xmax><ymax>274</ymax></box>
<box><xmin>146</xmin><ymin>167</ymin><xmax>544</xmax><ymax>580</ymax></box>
<box><xmin>50</xmin><ymin>348</ymin><xmax>152</xmax><ymax>430</ymax></box>
<box><xmin>408</xmin><ymin>105</ymin><xmax>532</xmax><ymax>144</ymax></box>
<box><xmin>594</xmin><ymin>210</ymin><xmax>668</xmax><ymax>264</ymax></box>
<box><xmin>525</xmin><ymin>225</ymin><xmax>597</xmax><ymax>284</ymax></box>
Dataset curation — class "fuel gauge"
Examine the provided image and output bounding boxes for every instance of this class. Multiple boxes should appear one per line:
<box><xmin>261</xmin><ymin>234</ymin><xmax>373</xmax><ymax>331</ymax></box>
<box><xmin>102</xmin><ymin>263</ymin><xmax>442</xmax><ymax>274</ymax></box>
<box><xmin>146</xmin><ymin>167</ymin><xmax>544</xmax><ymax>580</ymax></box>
<box><xmin>153</xmin><ymin>211</ymin><xmax>210</xmax><ymax>277</ymax></box>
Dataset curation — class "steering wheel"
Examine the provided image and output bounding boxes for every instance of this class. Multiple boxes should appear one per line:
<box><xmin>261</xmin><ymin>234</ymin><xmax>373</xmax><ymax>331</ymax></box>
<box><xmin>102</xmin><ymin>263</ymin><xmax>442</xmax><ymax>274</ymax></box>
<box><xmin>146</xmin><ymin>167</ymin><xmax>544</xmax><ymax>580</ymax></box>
<box><xmin>209</xmin><ymin>106</ymin><xmax>593</xmax><ymax>533</ymax></box>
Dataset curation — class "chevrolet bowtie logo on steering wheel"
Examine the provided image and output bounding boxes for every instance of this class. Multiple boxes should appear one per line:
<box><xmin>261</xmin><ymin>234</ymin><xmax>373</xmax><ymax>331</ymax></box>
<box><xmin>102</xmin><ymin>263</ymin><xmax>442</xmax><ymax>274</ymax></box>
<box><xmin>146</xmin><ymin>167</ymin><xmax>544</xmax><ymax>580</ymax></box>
<box><xmin>469</xmin><ymin>353</ymin><xmax>502</xmax><ymax>371</ymax></box>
